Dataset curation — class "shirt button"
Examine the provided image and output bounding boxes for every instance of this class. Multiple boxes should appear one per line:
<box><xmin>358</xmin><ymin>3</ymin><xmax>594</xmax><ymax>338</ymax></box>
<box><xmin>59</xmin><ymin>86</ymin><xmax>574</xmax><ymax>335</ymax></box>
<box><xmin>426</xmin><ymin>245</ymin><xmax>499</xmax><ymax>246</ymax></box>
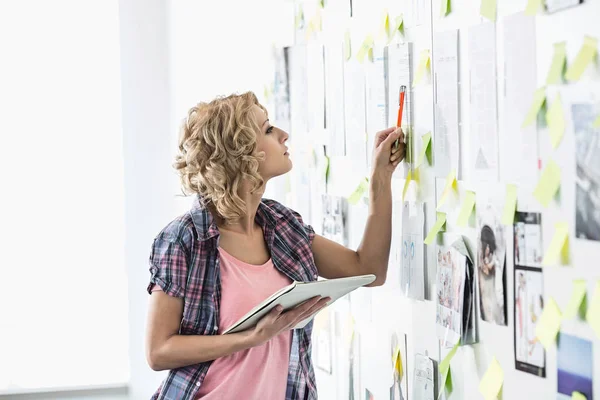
<box><xmin>196</xmin><ymin>382</ymin><xmax>201</xmax><ymax>387</ymax></box>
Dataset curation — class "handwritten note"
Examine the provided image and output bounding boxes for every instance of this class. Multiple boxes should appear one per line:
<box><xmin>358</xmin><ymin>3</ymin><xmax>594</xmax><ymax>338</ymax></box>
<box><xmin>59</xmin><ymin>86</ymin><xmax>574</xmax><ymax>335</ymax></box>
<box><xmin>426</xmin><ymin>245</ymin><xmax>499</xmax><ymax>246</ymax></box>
<box><xmin>457</xmin><ymin>190</ymin><xmax>476</xmax><ymax>227</ymax></box>
<box><xmin>547</xmin><ymin>94</ymin><xmax>565</xmax><ymax>149</ymax></box>
<box><xmin>413</xmin><ymin>50</ymin><xmax>431</xmax><ymax>87</ymax></box>
<box><xmin>501</xmin><ymin>184</ymin><xmax>518</xmax><ymax>225</ymax></box>
<box><xmin>546</xmin><ymin>42</ymin><xmax>567</xmax><ymax>84</ymax></box>
<box><xmin>586</xmin><ymin>281</ymin><xmax>600</xmax><ymax>339</ymax></box>
<box><xmin>565</xmin><ymin>36</ymin><xmax>598</xmax><ymax>82</ymax></box>
<box><xmin>563</xmin><ymin>280</ymin><xmax>587</xmax><ymax>320</ymax></box>
<box><xmin>424</xmin><ymin>212</ymin><xmax>446</xmax><ymax>245</ymax></box>
<box><xmin>533</xmin><ymin>159</ymin><xmax>561</xmax><ymax>207</ymax></box>
<box><xmin>480</xmin><ymin>0</ymin><xmax>496</xmax><ymax>21</ymax></box>
<box><xmin>348</xmin><ymin>177</ymin><xmax>369</xmax><ymax>205</ymax></box>
<box><xmin>437</xmin><ymin>169</ymin><xmax>458</xmax><ymax>209</ymax></box>
<box><xmin>542</xmin><ymin>222</ymin><xmax>569</xmax><ymax>266</ymax></box>
<box><xmin>522</xmin><ymin>87</ymin><xmax>547</xmax><ymax>128</ymax></box>
<box><xmin>356</xmin><ymin>35</ymin><xmax>374</xmax><ymax>64</ymax></box>
<box><xmin>479</xmin><ymin>357</ymin><xmax>504</xmax><ymax>400</ymax></box>
<box><xmin>417</xmin><ymin>132</ymin><xmax>432</xmax><ymax>167</ymax></box>
<box><xmin>535</xmin><ymin>297</ymin><xmax>562</xmax><ymax>349</ymax></box>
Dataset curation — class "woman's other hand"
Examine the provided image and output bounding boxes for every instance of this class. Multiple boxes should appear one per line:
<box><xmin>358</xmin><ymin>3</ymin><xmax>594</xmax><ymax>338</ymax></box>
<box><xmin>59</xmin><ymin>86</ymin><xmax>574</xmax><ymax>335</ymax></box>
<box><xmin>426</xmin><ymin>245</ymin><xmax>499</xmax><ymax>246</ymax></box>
<box><xmin>248</xmin><ymin>296</ymin><xmax>331</xmax><ymax>346</ymax></box>
<box><xmin>371</xmin><ymin>127</ymin><xmax>405</xmax><ymax>177</ymax></box>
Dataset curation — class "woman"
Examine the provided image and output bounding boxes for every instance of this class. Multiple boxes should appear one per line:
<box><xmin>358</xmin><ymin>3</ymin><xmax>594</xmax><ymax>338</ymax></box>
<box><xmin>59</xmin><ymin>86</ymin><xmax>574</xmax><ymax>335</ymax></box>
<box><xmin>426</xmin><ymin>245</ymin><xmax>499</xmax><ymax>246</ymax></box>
<box><xmin>145</xmin><ymin>92</ymin><xmax>405</xmax><ymax>399</ymax></box>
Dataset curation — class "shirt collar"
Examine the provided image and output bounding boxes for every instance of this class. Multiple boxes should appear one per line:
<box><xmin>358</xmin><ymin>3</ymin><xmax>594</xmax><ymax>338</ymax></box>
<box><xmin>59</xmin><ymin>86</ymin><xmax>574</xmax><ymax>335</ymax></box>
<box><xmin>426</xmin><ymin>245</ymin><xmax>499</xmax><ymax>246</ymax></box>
<box><xmin>190</xmin><ymin>194</ymin><xmax>283</xmax><ymax>241</ymax></box>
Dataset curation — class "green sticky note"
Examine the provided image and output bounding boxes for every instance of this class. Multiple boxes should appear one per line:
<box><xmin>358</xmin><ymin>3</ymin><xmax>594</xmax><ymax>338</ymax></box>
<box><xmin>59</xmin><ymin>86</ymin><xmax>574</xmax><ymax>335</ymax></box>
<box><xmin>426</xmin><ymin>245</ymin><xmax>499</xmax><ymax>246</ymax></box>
<box><xmin>394</xmin><ymin>15</ymin><xmax>404</xmax><ymax>36</ymax></box>
<box><xmin>441</xmin><ymin>0</ymin><xmax>451</xmax><ymax>17</ymax></box>
<box><xmin>324</xmin><ymin>155</ymin><xmax>330</xmax><ymax>183</ymax></box>
<box><xmin>356</xmin><ymin>35</ymin><xmax>374</xmax><ymax>63</ymax></box>
<box><xmin>535</xmin><ymin>297</ymin><xmax>562</xmax><ymax>349</ymax></box>
<box><xmin>572</xmin><ymin>391</ymin><xmax>587</xmax><ymax>400</ymax></box>
<box><xmin>480</xmin><ymin>0</ymin><xmax>496</xmax><ymax>22</ymax></box>
<box><xmin>533</xmin><ymin>159</ymin><xmax>561</xmax><ymax>207</ymax></box>
<box><xmin>524</xmin><ymin>0</ymin><xmax>543</xmax><ymax>15</ymax></box>
<box><xmin>563</xmin><ymin>280</ymin><xmax>587</xmax><ymax>320</ymax></box>
<box><xmin>437</xmin><ymin>169</ymin><xmax>457</xmax><ymax>210</ymax></box>
<box><xmin>439</xmin><ymin>341</ymin><xmax>459</xmax><ymax>377</ymax></box>
<box><xmin>344</xmin><ymin>31</ymin><xmax>352</xmax><ymax>61</ymax></box>
<box><xmin>417</xmin><ymin>132</ymin><xmax>432</xmax><ymax>167</ymax></box>
<box><xmin>547</xmin><ymin>94</ymin><xmax>565</xmax><ymax>149</ymax></box>
<box><xmin>424</xmin><ymin>212</ymin><xmax>446</xmax><ymax>245</ymax></box>
<box><xmin>348</xmin><ymin>177</ymin><xmax>369</xmax><ymax>205</ymax></box>
<box><xmin>402</xmin><ymin>169</ymin><xmax>412</xmax><ymax>201</ymax></box>
<box><xmin>522</xmin><ymin>87</ymin><xmax>547</xmax><ymax>128</ymax></box>
<box><xmin>457</xmin><ymin>190</ymin><xmax>476</xmax><ymax>227</ymax></box>
<box><xmin>566</xmin><ymin>36</ymin><xmax>598</xmax><ymax>82</ymax></box>
<box><xmin>546</xmin><ymin>43</ymin><xmax>567</xmax><ymax>84</ymax></box>
<box><xmin>586</xmin><ymin>281</ymin><xmax>600</xmax><ymax>339</ymax></box>
<box><xmin>413</xmin><ymin>50</ymin><xmax>431</xmax><ymax>87</ymax></box>
<box><xmin>593</xmin><ymin>115</ymin><xmax>600</xmax><ymax>128</ymax></box>
<box><xmin>478</xmin><ymin>357</ymin><xmax>504</xmax><ymax>400</ymax></box>
<box><xmin>542</xmin><ymin>222</ymin><xmax>569</xmax><ymax>266</ymax></box>
<box><xmin>501</xmin><ymin>184</ymin><xmax>517</xmax><ymax>225</ymax></box>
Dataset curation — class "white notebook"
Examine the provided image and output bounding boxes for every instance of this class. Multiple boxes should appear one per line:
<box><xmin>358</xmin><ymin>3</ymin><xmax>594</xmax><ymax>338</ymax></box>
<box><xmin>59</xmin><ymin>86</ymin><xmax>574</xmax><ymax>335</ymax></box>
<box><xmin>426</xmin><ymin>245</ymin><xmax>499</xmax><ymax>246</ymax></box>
<box><xmin>222</xmin><ymin>274</ymin><xmax>376</xmax><ymax>334</ymax></box>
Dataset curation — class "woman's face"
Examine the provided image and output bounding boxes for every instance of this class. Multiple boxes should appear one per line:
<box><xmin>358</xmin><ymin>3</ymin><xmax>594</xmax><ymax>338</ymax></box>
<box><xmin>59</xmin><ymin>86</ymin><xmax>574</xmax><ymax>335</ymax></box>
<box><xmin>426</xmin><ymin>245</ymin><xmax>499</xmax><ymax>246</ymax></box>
<box><xmin>252</xmin><ymin>105</ymin><xmax>292</xmax><ymax>180</ymax></box>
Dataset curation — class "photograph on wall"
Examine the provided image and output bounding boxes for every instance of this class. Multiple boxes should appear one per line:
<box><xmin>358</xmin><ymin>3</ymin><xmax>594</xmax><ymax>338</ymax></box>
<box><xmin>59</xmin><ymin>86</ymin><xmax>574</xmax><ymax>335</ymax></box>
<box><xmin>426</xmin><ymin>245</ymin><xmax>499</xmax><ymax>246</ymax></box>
<box><xmin>573</xmin><ymin>102</ymin><xmax>600</xmax><ymax>242</ymax></box>
<box><xmin>390</xmin><ymin>332</ymin><xmax>408</xmax><ymax>400</ymax></box>
<box><xmin>412</xmin><ymin>353</ymin><xmax>436</xmax><ymax>400</ymax></box>
<box><xmin>557</xmin><ymin>334</ymin><xmax>594</xmax><ymax>400</ymax></box>
<box><xmin>476</xmin><ymin>201</ymin><xmax>507</xmax><ymax>325</ymax></box>
<box><xmin>514</xmin><ymin>211</ymin><xmax>543</xmax><ymax>267</ymax></box>
<box><xmin>401</xmin><ymin>202</ymin><xmax>425</xmax><ymax>300</ymax></box>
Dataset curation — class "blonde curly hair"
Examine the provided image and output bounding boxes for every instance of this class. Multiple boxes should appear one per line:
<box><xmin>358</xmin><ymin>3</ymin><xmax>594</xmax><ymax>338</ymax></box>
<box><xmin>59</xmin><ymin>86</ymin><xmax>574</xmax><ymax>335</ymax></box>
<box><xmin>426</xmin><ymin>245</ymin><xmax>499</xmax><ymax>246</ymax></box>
<box><xmin>174</xmin><ymin>92</ymin><xmax>266</xmax><ymax>222</ymax></box>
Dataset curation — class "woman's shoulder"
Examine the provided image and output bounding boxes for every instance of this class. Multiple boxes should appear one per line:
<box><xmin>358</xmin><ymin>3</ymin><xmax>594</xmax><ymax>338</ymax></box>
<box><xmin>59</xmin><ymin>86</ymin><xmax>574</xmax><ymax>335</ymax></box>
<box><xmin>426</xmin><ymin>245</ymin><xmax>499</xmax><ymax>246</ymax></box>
<box><xmin>262</xmin><ymin>198</ymin><xmax>306</xmax><ymax>224</ymax></box>
<box><xmin>153</xmin><ymin>211</ymin><xmax>198</xmax><ymax>252</ymax></box>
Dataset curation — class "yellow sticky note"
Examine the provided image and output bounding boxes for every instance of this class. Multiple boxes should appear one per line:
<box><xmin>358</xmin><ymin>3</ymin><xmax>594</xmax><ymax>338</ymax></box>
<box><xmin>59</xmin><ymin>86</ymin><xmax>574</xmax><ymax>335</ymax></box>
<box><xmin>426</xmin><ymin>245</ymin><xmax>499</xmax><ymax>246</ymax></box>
<box><xmin>593</xmin><ymin>115</ymin><xmax>600</xmax><ymax>128</ymax></box>
<box><xmin>563</xmin><ymin>280</ymin><xmax>587</xmax><ymax>320</ymax></box>
<box><xmin>356</xmin><ymin>35</ymin><xmax>374</xmax><ymax>64</ymax></box>
<box><xmin>546</xmin><ymin>43</ymin><xmax>567</xmax><ymax>84</ymax></box>
<box><xmin>586</xmin><ymin>281</ymin><xmax>600</xmax><ymax>339</ymax></box>
<box><xmin>394</xmin><ymin>15</ymin><xmax>405</xmax><ymax>37</ymax></box>
<box><xmin>380</xmin><ymin>11</ymin><xmax>391</xmax><ymax>40</ymax></box>
<box><xmin>402</xmin><ymin>170</ymin><xmax>412</xmax><ymax>201</ymax></box>
<box><xmin>344</xmin><ymin>30</ymin><xmax>352</xmax><ymax>61</ymax></box>
<box><xmin>501</xmin><ymin>184</ymin><xmax>518</xmax><ymax>225</ymax></box>
<box><xmin>413</xmin><ymin>50</ymin><xmax>431</xmax><ymax>87</ymax></box>
<box><xmin>437</xmin><ymin>169</ymin><xmax>457</xmax><ymax>210</ymax></box>
<box><xmin>393</xmin><ymin>346</ymin><xmax>404</xmax><ymax>379</ymax></box>
<box><xmin>441</xmin><ymin>0</ymin><xmax>451</xmax><ymax>17</ymax></box>
<box><xmin>524</xmin><ymin>0</ymin><xmax>543</xmax><ymax>15</ymax></box>
<box><xmin>542</xmin><ymin>222</ymin><xmax>569</xmax><ymax>266</ymax></box>
<box><xmin>535</xmin><ymin>297</ymin><xmax>562</xmax><ymax>349</ymax></box>
<box><xmin>566</xmin><ymin>36</ymin><xmax>598</xmax><ymax>82</ymax></box>
<box><xmin>348</xmin><ymin>177</ymin><xmax>369</xmax><ymax>205</ymax></box>
<box><xmin>457</xmin><ymin>190</ymin><xmax>476</xmax><ymax>227</ymax></box>
<box><xmin>572</xmin><ymin>391</ymin><xmax>587</xmax><ymax>400</ymax></box>
<box><xmin>438</xmin><ymin>342</ymin><xmax>459</xmax><ymax>399</ymax></box>
<box><xmin>479</xmin><ymin>357</ymin><xmax>504</xmax><ymax>400</ymax></box>
<box><xmin>424</xmin><ymin>212</ymin><xmax>446</xmax><ymax>245</ymax></box>
<box><xmin>417</xmin><ymin>132</ymin><xmax>432</xmax><ymax>167</ymax></box>
<box><xmin>480</xmin><ymin>0</ymin><xmax>496</xmax><ymax>22</ymax></box>
<box><xmin>547</xmin><ymin>94</ymin><xmax>565</xmax><ymax>149</ymax></box>
<box><xmin>522</xmin><ymin>87</ymin><xmax>547</xmax><ymax>128</ymax></box>
<box><xmin>533</xmin><ymin>159</ymin><xmax>561</xmax><ymax>207</ymax></box>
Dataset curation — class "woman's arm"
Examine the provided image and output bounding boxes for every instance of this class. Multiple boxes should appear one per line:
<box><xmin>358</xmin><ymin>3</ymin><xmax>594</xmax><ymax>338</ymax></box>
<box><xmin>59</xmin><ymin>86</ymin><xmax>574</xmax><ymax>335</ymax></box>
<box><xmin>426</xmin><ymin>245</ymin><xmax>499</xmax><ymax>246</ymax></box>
<box><xmin>145</xmin><ymin>291</ymin><xmax>329</xmax><ymax>371</ymax></box>
<box><xmin>312</xmin><ymin>127</ymin><xmax>405</xmax><ymax>287</ymax></box>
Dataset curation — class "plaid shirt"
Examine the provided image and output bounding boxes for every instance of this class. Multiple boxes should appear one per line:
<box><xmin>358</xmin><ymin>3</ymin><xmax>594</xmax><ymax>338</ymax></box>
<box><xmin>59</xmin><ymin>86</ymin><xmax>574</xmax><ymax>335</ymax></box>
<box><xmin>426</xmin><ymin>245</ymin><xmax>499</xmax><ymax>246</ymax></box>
<box><xmin>147</xmin><ymin>195</ymin><xmax>319</xmax><ymax>400</ymax></box>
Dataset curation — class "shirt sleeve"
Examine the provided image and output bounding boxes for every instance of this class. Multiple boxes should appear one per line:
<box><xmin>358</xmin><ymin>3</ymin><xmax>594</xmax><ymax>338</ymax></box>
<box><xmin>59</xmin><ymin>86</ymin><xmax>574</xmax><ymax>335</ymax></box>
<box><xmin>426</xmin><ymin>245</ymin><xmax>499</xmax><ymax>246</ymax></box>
<box><xmin>147</xmin><ymin>236</ymin><xmax>189</xmax><ymax>298</ymax></box>
<box><xmin>289</xmin><ymin>209</ymin><xmax>316</xmax><ymax>247</ymax></box>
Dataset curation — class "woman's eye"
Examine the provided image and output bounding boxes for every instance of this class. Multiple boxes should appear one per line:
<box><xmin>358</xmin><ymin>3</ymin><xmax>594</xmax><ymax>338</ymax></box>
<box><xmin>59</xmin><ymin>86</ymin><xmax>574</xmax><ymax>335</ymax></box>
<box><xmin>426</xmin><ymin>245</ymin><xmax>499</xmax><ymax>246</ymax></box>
<box><xmin>266</xmin><ymin>126</ymin><xmax>274</xmax><ymax>134</ymax></box>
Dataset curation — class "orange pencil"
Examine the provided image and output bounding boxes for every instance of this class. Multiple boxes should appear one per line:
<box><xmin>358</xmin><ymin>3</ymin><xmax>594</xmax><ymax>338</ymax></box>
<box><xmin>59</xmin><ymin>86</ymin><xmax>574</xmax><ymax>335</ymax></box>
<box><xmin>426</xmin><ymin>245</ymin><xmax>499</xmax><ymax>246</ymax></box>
<box><xmin>394</xmin><ymin>85</ymin><xmax>406</xmax><ymax>148</ymax></box>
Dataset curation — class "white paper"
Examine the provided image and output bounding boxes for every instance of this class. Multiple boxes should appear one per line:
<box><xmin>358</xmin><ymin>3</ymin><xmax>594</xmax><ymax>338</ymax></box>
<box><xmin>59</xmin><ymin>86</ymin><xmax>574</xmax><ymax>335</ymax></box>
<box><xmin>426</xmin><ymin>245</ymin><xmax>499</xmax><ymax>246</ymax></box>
<box><xmin>433</xmin><ymin>30</ymin><xmax>460</xmax><ymax>178</ymax></box>
<box><xmin>307</xmin><ymin>43</ymin><xmax>326</xmax><ymax>140</ymax></box>
<box><xmin>288</xmin><ymin>45</ymin><xmax>309</xmax><ymax>143</ymax></box>
<box><xmin>365</xmin><ymin>45</ymin><xmax>389</xmax><ymax>170</ymax></box>
<box><xmin>501</xmin><ymin>13</ymin><xmax>538</xmax><ymax>186</ymax></box>
<box><xmin>324</xmin><ymin>41</ymin><xmax>346</xmax><ymax>156</ymax></box>
<box><xmin>412</xmin><ymin>354</ymin><xmax>435</xmax><ymax>400</ymax></box>
<box><xmin>401</xmin><ymin>202</ymin><xmax>425</xmax><ymax>300</ymax></box>
<box><xmin>469</xmin><ymin>22</ymin><xmax>499</xmax><ymax>182</ymax></box>
<box><xmin>344</xmin><ymin>59</ymin><xmax>368</xmax><ymax>177</ymax></box>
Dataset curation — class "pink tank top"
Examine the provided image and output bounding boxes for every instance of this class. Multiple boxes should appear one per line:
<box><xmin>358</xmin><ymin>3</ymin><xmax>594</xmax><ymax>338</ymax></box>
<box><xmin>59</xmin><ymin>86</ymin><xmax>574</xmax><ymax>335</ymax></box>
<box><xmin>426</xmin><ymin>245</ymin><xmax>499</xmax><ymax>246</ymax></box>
<box><xmin>152</xmin><ymin>247</ymin><xmax>293</xmax><ymax>399</ymax></box>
